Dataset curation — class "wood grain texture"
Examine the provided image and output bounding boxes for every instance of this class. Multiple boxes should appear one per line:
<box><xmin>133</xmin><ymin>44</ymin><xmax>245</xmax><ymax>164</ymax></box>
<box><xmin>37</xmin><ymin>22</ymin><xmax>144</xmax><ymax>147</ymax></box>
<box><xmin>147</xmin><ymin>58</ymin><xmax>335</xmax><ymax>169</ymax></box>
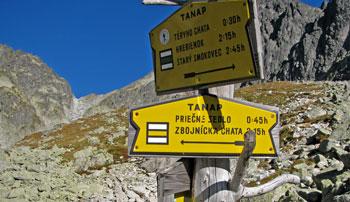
<box><xmin>157</xmin><ymin>159</ymin><xmax>193</xmax><ymax>201</ymax></box>
<box><xmin>142</xmin><ymin>0</ymin><xmax>183</xmax><ymax>5</ymax></box>
<box><xmin>192</xmin><ymin>85</ymin><xmax>235</xmax><ymax>202</ymax></box>
<box><xmin>241</xmin><ymin>174</ymin><xmax>301</xmax><ymax>198</ymax></box>
<box><xmin>230</xmin><ymin>130</ymin><xmax>256</xmax><ymax>194</ymax></box>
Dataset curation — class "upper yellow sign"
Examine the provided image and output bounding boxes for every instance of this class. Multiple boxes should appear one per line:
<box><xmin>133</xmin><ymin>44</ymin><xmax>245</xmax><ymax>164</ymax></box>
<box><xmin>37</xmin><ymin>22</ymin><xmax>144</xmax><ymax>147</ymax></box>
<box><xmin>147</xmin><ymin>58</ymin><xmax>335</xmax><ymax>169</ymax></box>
<box><xmin>128</xmin><ymin>95</ymin><xmax>279</xmax><ymax>158</ymax></box>
<box><xmin>150</xmin><ymin>0</ymin><xmax>264</xmax><ymax>95</ymax></box>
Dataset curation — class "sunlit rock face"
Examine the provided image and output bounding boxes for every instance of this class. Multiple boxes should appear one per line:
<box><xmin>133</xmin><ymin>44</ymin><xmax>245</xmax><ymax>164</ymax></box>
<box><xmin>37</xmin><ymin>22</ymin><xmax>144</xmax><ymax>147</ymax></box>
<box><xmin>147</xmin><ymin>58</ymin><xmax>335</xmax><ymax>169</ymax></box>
<box><xmin>0</xmin><ymin>1</ymin><xmax>350</xmax><ymax>200</ymax></box>
<box><xmin>0</xmin><ymin>45</ymin><xmax>73</xmax><ymax>149</ymax></box>
<box><xmin>259</xmin><ymin>0</ymin><xmax>350</xmax><ymax>81</ymax></box>
<box><xmin>1</xmin><ymin>0</ymin><xmax>349</xmax><ymax>150</ymax></box>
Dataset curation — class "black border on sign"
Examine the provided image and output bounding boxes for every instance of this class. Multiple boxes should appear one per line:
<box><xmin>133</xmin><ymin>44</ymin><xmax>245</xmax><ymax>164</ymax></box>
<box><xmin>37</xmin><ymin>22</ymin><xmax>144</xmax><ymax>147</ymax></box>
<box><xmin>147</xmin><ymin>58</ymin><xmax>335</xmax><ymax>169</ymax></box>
<box><xmin>159</xmin><ymin>49</ymin><xmax>174</xmax><ymax>71</ymax></box>
<box><xmin>129</xmin><ymin>94</ymin><xmax>279</xmax><ymax>158</ymax></box>
<box><xmin>149</xmin><ymin>0</ymin><xmax>263</xmax><ymax>96</ymax></box>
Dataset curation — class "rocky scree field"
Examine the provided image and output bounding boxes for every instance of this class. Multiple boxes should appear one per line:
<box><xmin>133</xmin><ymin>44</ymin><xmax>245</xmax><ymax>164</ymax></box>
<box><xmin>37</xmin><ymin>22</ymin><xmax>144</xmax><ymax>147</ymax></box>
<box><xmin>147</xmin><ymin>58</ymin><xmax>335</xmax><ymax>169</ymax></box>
<box><xmin>0</xmin><ymin>81</ymin><xmax>349</xmax><ymax>202</ymax></box>
<box><xmin>237</xmin><ymin>81</ymin><xmax>350</xmax><ymax>202</ymax></box>
<box><xmin>0</xmin><ymin>0</ymin><xmax>350</xmax><ymax>200</ymax></box>
<box><xmin>0</xmin><ymin>108</ymin><xmax>157</xmax><ymax>202</ymax></box>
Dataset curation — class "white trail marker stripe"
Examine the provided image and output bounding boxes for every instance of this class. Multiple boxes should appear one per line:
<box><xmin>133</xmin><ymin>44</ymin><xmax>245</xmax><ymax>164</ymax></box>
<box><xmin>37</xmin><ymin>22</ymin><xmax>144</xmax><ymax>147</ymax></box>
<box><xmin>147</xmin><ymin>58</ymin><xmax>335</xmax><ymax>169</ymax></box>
<box><xmin>148</xmin><ymin>137</ymin><xmax>168</xmax><ymax>144</ymax></box>
<box><xmin>161</xmin><ymin>63</ymin><xmax>173</xmax><ymax>70</ymax></box>
<box><xmin>160</xmin><ymin>50</ymin><xmax>172</xmax><ymax>58</ymax></box>
<box><xmin>148</xmin><ymin>123</ymin><xmax>168</xmax><ymax>130</ymax></box>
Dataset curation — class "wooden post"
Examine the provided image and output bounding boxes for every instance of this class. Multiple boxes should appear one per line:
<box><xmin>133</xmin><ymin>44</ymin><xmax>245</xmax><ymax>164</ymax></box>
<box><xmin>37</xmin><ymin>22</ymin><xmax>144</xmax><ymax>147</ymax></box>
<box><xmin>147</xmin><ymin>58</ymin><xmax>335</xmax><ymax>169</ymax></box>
<box><xmin>157</xmin><ymin>159</ymin><xmax>193</xmax><ymax>202</ymax></box>
<box><xmin>192</xmin><ymin>85</ymin><xmax>235</xmax><ymax>202</ymax></box>
<box><xmin>143</xmin><ymin>0</ymin><xmax>185</xmax><ymax>5</ymax></box>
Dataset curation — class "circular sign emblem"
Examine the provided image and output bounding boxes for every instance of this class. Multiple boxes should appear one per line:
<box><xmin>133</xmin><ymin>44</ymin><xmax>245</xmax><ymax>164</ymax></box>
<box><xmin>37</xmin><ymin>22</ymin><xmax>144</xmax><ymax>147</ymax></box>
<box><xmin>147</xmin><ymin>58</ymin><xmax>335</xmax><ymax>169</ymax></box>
<box><xmin>159</xmin><ymin>29</ymin><xmax>170</xmax><ymax>45</ymax></box>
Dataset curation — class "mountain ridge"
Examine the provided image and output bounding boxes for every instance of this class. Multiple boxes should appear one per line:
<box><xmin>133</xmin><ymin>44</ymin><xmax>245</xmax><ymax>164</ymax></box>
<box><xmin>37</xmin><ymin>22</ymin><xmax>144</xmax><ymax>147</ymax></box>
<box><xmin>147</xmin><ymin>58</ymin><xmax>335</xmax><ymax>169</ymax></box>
<box><xmin>1</xmin><ymin>0</ymin><xmax>349</xmax><ymax>149</ymax></box>
<box><xmin>0</xmin><ymin>45</ymin><xmax>73</xmax><ymax>149</ymax></box>
<box><xmin>0</xmin><ymin>1</ymin><xmax>349</xmax><ymax>200</ymax></box>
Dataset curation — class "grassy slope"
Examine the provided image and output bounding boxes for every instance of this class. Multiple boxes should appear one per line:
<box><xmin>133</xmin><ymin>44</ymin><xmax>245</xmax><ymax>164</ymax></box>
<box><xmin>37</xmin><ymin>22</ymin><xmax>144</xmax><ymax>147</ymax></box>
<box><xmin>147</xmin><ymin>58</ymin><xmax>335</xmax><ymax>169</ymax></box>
<box><xmin>17</xmin><ymin>108</ymin><xmax>129</xmax><ymax>166</ymax></box>
<box><xmin>16</xmin><ymin>81</ymin><xmax>331</xmax><ymax>179</ymax></box>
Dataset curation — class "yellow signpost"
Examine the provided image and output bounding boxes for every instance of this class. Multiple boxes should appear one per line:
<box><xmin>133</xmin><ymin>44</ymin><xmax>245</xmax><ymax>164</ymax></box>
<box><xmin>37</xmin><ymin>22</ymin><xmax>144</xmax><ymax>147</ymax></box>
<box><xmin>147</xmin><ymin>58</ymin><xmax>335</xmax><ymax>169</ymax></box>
<box><xmin>137</xmin><ymin>1</ymin><xmax>287</xmax><ymax>200</ymax></box>
<box><xmin>175</xmin><ymin>191</ymin><xmax>192</xmax><ymax>202</ymax></box>
<box><xmin>150</xmin><ymin>0</ymin><xmax>264</xmax><ymax>94</ymax></box>
<box><xmin>128</xmin><ymin>95</ymin><xmax>280</xmax><ymax>158</ymax></box>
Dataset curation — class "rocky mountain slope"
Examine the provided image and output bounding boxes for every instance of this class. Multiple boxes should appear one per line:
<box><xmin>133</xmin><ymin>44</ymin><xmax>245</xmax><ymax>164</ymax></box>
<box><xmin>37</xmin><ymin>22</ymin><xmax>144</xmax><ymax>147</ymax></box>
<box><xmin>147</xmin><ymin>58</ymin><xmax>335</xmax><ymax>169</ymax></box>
<box><xmin>79</xmin><ymin>73</ymin><xmax>194</xmax><ymax>117</ymax></box>
<box><xmin>260</xmin><ymin>0</ymin><xmax>350</xmax><ymax>81</ymax></box>
<box><xmin>1</xmin><ymin>0</ymin><xmax>350</xmax><ymax>150</ymax></box>
<box><xmin>0</xmin><ymin>45</ymin><xmax>74</xmax><ymax>149</ymax></box>
<box><xmin>0</xmin><ymin>81</ymin><xmax>349</xmax><ymax>201</ymax></box>
<box><xmin>237</xmin><ymin>81</ymin><xmax>350</xmax><ymax>202</ymax></box>
<box><xmin>0</xmin><ymin>44</ymin><xmax>194</xmax><ymax>150</ymax></box>
<box><xmin>0</xmin><ymin>109</ymin><xmax>158</xmax><ymax>201</ymax></box>
<box><xmin>0</xmin><ymin>0</ymin><xmax>350</xmax><ymax>201</ymax></box>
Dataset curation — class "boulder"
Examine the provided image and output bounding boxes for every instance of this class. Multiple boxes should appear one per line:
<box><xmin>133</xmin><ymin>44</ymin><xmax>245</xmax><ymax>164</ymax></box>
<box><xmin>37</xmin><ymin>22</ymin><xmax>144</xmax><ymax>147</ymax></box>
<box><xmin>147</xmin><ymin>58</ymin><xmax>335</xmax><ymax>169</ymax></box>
<box><xmin>87</xmin><ymin>136</ymin><xmax>100</xmax><ymax>146</ymax></box>
<box><xmin>7</xmin><ymin>188</ymin><xmax>26</xmax><ymax>199</ymax></box>
<box><xmin>313</xmin><ymin>168</ymin><xmax>341</xmax><ymax>190</ymax></box>
<box><xmin>0</xmin><ymin>149</ymin><xmax>9</xmax><ymax>172</ymax></box>
<box><xmin>304</xmin><ymin>107</ymin><xmax>328</xmax><ymax>123</ymax></box>
<box><xmin>319</xmin><ymin>140</ymin><xmax>336</xmax><ymax>154</ymax></box>
<box><xmin>314</xmin><ymin>154</ymin><xmax>328</xmax><ymax>165</ymax></box>
<box><xmin>333</xmin><ymin>192</ymin><xmax>350</xmax><ymax>202</ymax></box>
<box><xmin>331</xmin><ymin>147</ymin><xmax>348</xmax><ymax>159</ymax></box>
<box><xmin>340</xmin><ymin>153</ymin><xmax>350</xmax><ymax>169</ymax></box>
<box><xmin>73</xmin><ymin>147</ymin><xmax>113</xmax><ymax>172</ymax></box>
<box><xmin>297</xmin><ymin>189</ymin><xmax>322</xmax><ymax>202</ymax></box>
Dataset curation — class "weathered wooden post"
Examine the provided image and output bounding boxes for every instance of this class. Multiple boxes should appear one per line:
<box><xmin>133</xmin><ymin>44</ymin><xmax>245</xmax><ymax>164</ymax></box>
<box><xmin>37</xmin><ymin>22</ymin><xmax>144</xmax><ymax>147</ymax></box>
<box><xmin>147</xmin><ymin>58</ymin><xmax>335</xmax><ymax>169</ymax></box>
<box><xmin>230</xmin><ymin>130</ymin><xmax>256</xmax><ymax>200</ymax></box>
<box><xmin>192</xmin><ymin>86</ymin><xmax>234</xmax><ymax>202</ymax></box>
<box><xmin>157</xmin><ymin>159</ymin><xmax>193</xmax><ymax>202</ymax></box>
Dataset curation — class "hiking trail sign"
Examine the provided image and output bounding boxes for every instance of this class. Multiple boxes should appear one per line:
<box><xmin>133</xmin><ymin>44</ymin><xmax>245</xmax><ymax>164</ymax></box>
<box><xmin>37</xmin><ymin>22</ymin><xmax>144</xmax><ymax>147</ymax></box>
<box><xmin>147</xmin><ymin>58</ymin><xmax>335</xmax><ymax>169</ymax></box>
<box><xmin>128</xmin><ymin>95</ymin><xmax>280</xmax><ymax>158</ymax></box>
<box><xmin>150</xmin><ymin>0</ymin><xmax>264</xmax><ymax>95</ymax></box>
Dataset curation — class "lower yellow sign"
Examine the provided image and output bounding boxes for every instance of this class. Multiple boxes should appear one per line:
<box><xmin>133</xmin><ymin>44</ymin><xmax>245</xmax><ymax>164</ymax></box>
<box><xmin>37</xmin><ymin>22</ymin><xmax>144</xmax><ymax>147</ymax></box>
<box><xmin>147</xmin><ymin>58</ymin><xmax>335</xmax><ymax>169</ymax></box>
<box><xmin>175</xmin><ymin>191</ymin><xmax>192</xmax><ymax>202</ymax></box>
<box><xmin>128</xmin><ymin>95</ymin><xmax>280</xmax><ymax>158</ymax></box>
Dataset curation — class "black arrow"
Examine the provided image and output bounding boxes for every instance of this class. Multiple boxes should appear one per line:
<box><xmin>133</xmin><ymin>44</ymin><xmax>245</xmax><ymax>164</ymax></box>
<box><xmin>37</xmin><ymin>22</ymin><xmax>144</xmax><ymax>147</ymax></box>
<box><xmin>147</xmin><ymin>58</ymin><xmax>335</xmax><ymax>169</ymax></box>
<box><xmin>181</xmin><ymin>140</ymin><xmax>244</xmax><ymax>146</ymax></box>
<box><xmin>184</xmin><ymin>64</ymin><xmax>235</xmax><ymax>79</ymax></box>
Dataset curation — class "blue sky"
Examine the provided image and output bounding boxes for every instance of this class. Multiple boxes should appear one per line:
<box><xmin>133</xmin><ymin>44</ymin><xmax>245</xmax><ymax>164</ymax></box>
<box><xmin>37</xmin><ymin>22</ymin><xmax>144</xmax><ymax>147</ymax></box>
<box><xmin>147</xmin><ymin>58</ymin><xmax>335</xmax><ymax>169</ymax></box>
<box><xmin>0</xmin><ymin>0</ymin><xmax>323</xmax><ymax>97</ymax></box>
